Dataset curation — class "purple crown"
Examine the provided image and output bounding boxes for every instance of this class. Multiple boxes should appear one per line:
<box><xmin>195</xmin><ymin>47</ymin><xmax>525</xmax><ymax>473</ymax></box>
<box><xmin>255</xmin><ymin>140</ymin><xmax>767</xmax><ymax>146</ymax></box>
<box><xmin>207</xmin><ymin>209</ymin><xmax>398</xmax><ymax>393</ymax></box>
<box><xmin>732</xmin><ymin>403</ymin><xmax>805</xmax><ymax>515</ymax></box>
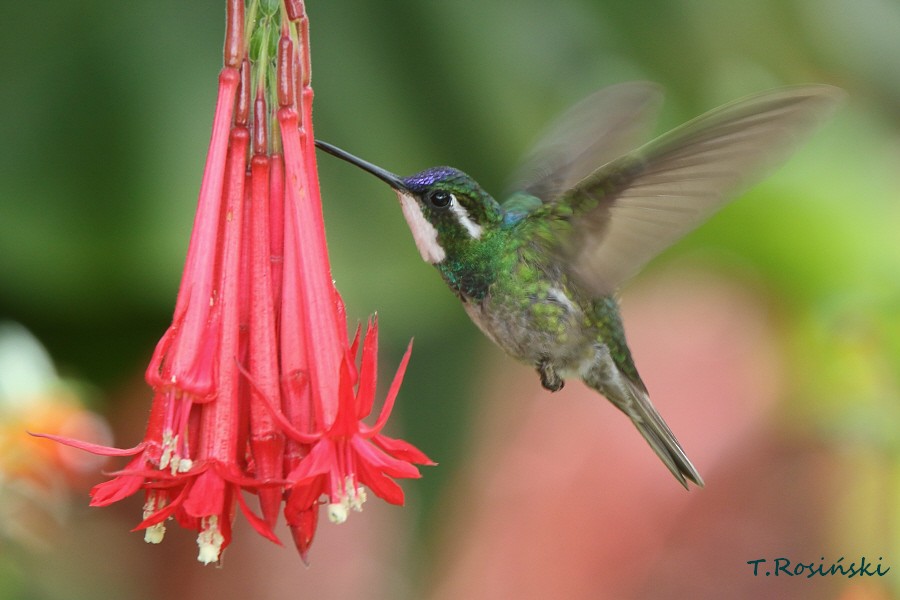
<box><xmin>402</xmin><ymin>166</ymin><xmax>466</xmax><ymax>191</ymax></box>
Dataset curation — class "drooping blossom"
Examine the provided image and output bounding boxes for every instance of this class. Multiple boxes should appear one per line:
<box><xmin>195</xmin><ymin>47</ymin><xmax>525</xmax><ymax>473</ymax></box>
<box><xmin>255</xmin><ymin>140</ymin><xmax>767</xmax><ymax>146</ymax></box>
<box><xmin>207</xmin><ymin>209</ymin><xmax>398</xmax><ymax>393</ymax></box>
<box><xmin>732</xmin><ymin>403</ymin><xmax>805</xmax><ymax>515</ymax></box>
<box><xmin>33</xmin><ymin>0</ymin><xmax>432</xmax><ymax>565</ymax></box>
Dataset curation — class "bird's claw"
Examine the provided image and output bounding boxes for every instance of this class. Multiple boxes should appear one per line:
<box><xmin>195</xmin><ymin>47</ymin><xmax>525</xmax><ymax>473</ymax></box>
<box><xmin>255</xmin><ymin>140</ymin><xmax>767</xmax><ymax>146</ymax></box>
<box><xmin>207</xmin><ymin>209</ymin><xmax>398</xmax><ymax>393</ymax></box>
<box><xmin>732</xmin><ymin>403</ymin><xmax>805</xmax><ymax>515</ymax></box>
<box><xmin>537</xmin><ymin>359</ymin><xmax>565</xmax><ymax>392</ymax></box>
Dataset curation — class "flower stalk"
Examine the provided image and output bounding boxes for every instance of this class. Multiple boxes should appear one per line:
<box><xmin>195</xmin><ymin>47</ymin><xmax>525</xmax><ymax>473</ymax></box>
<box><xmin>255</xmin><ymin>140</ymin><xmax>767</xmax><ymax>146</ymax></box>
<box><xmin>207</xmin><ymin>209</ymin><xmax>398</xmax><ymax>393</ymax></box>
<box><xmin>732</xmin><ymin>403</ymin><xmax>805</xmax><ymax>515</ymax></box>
<box><xmin>33</xmin><ymin>0</ymin><xmax>432</xmax><ymax>564</ymax></box>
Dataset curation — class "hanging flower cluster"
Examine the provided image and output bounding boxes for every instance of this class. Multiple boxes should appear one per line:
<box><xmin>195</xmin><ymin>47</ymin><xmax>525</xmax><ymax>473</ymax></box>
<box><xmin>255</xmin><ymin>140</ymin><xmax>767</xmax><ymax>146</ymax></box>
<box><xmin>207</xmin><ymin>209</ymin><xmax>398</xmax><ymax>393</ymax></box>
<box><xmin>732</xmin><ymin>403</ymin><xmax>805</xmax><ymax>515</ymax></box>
<box><xmin>34</xmin><ymin>0</ymin><xmax>432</xmax><ymax>564</ymax></box>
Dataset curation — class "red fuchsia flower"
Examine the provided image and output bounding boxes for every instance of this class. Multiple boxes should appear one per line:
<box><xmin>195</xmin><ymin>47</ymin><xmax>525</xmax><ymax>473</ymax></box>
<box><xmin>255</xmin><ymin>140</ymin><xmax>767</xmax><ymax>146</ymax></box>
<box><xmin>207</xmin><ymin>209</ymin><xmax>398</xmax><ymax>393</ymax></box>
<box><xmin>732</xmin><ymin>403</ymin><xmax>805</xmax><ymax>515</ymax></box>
<box><xmin>33</xmin><ymin>0</ymin><xmax>432</xmax><ymax>565</ymax></box>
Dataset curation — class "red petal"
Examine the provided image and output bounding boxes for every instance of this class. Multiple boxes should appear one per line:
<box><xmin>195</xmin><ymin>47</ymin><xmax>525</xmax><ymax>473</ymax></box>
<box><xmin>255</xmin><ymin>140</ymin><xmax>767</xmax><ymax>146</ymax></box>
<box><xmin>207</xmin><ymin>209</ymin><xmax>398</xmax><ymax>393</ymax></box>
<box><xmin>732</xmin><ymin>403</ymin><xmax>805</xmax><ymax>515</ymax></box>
<box><xmin>329</xmin><ymin>355</ymin><xmax>361</xmax><ymax>438</ymax></box>
<box><xmin>348</xmin><ymin>321</ymin><xmax>362</xmax><ymax>363</ymax></box>
<box><xmin>334</xmin><ymin>289</ymin><xmax>350</xmax><ymax>337</ymax></box>
<box><xmin>355</xmin><ymin>455</ymin><xmax>405</xmax><ymax>505</ymax></box>
<box><xmin>286</xmin><ymin>438</ymin><xmax>335</xmax><ymax>482</ymax></box>
<box><xmin>285</xmin><ymin>476</ymin><xmax>324</xmax><ymax>521</ymax></box>
<box><xmin>144</xmin><ymin>322</ymin><xmax>178</xmax><ymax>387</ymax></box>
<box><xmin>213</xmin><ymin>459</ymin><xmax>287</xmax><ymax>489</ymax></box>
<box><xmin>87</xmin><ymin>455</ymin><xmax>147</xmax><ymax>506</ymax></box>
<box><xmin>355</xmin><ymin>317</ymin><xmax>378</xmax><ymax>419</ymax></box>
<box><xmin>236</xmin><ymin>490</ymin><xmax>281</xmax><ymax>545</ymax></box>
<box><xmin>365</xmin><ymin>339</ymin><xmax>413</xmax><ymax>435</ymax></box>
<box><xmin>109</xmin><ymin>467</ymin><xmax>182</xmax><ymax>484</ymax></box>
<box><xmin>338</xmin><ymin>301</ymin><xmax>361</xmax><ymax>389</ymax></box>
<box><xmin>28</xmin><ymin>432</ymin><xmax>147</xmax><ymax>457</ymax></box>
<box><xmin>89</xmin><ymin>474</ymin><xmax>144</xmax><ymax>506</ymax></box>
<box><xmin>183</xmin><ymin>468</ymin><xmax>225</xmax><ymax>518</ymax></box>
<box><xmin>351</xmin><ymin>436</ymin><xmax>421</xmax><ymax>480</ymax></box>
<box><xmin>133</xmin><ymin>486</ymin><xmax>188</xmax><ymax>530</ymax></box>
<box><xmin>372</xmin><ymin>432</ymin><xmax>436</xmax><ymax>466</ymax></box>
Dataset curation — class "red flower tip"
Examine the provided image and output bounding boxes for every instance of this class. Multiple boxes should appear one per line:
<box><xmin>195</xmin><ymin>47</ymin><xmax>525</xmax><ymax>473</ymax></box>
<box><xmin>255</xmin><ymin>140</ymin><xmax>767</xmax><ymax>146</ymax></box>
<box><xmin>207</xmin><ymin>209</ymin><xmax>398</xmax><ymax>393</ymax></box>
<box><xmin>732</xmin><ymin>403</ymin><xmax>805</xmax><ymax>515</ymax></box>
<box><xmin>248</xmin><ymin>435</ymin><xmax>286</xmax><ymax>528</ymax></box>
<box><xmin>288</xmin><ymin>505</ymin><xmax>319</xmax><ymax>566</ymax></box>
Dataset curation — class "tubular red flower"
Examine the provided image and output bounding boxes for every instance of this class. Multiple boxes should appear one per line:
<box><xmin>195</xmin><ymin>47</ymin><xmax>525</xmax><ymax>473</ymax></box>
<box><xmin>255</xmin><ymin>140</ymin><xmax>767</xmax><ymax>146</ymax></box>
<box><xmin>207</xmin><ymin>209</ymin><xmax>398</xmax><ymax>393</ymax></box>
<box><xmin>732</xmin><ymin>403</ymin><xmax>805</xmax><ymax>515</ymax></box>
<box><xmin>146</xmin><ymin>66</ymin><xmax>240</xmax><ymax>400</ymax></box>
<box><xmin>247</xmin><ymin>153</ymin><xmax>284</xmax><ymax>527</ymax></box>
<box><xmin>33</xmin><ymin>0</ymin><xmax>432</xmax><ymax>565</ymax></box>
<box><xmin>278</xmin><ymin>105</ymin><xmax>344</xmax><ymax>427</ymax></box>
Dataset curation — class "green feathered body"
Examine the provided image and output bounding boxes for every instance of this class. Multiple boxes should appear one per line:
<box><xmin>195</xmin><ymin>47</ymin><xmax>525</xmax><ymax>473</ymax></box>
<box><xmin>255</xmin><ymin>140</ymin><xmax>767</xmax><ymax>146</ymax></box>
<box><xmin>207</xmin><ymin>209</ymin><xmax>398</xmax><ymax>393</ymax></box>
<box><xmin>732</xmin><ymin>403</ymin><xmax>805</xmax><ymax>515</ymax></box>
<box><xmin>435</xmin><ymin>191</ymin><xmax>640</xmax><ymax>388</ymax></box>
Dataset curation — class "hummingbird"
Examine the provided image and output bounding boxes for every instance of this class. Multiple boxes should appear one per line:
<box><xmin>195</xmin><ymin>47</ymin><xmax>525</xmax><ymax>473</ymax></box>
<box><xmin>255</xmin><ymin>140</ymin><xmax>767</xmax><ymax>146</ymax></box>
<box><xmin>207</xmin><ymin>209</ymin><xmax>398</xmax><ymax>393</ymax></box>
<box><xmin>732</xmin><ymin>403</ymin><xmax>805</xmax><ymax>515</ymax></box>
<box><xmin>315</xmin><ymin>83</ymin><xmax>842</xmax><ymax>488</ymax></box>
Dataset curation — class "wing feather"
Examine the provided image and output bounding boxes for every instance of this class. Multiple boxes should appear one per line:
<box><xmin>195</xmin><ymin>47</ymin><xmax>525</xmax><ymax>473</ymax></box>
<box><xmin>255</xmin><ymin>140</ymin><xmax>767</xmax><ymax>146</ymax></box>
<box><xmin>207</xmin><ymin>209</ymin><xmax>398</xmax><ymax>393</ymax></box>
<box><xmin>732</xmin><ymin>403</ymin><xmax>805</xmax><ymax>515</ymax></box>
<box><xmin>506</xmin><ymin>82</ymin><xmax>664</xmax><ymax>204</ymax></box>
<box><xmin>557</xmin><ymin>85</ymin><xmax>844</xmax><ymax>296</ymax></box>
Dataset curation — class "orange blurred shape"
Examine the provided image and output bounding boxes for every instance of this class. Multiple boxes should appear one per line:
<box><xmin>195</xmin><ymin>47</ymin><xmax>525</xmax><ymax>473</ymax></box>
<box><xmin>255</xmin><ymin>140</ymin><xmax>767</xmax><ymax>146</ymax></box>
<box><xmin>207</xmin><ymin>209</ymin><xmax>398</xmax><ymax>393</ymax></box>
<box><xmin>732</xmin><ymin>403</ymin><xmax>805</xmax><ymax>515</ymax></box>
<box><xmin>0</xmin><ymin>322</ymin><xmax>112</xmax><ymax>548</ymax></box>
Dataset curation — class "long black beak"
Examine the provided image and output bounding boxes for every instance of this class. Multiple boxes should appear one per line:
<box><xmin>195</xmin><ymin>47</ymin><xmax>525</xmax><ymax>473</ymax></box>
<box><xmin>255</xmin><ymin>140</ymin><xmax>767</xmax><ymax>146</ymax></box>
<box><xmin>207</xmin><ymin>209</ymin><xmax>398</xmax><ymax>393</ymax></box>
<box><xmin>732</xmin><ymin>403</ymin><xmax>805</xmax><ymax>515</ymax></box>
<box><xmin>315</xmin><ymin>140</ymin><xmax>409</xmax><ymax>192</ymax></box>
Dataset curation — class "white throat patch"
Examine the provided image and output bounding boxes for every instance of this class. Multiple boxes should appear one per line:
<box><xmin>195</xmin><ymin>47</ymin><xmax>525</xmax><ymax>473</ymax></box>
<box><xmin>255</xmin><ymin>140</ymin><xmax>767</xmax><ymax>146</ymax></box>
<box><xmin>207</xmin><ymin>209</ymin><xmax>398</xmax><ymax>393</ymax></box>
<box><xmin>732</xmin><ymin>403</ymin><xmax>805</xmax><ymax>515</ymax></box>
<box><xmin>395</xmin><ymin>190</ymin><xmax>446</xmax><ymax>264</ymax></box>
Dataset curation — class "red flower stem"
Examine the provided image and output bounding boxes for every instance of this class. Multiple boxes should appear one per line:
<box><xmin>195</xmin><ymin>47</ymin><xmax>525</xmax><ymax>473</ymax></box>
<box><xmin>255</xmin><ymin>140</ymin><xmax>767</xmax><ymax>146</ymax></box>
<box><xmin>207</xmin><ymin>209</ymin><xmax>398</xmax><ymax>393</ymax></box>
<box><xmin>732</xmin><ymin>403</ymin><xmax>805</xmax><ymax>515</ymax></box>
<box><xmin>236</xmin><ymin>59</ymin><xmax>251</xmax><ymax>127</ymax></box>
<box><xmin>298</xmin><ymin>10</ymin><xmax>311</xmax><ymax>89</ymax></box>
<box><xmin>293</xmin><ymin>41</ymin><xmax>303</xmax><ymax>121</ymax></box>
<box><xmin>223</xmin><ymin>0</ymin><xmax>244</xmax><ymax>68</ymax></box>
<box><xmin>253</xmin><ymin>90</ymin><xmax>267</xmax><ymax>157</ymax></box>
<box><xmin>298</xmin><ymin>87</ymin><xmax>319</xmax><ymax>225</ymax></box>
<box><xmin>284</xmin><ymin>0</ymin><xmax>304</xmax><ymax>22</ymax></box>
<box><xmin>277</xmin><ymin>27</ymin><xmax>295</xmax><ymax>110</ymax></box>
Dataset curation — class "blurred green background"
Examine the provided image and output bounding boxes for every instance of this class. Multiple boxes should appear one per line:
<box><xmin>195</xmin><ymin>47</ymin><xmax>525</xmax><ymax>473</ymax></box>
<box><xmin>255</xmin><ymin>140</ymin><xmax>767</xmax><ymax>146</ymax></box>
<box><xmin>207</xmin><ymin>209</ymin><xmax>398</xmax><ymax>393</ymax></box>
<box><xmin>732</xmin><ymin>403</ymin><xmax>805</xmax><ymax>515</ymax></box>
<box><xmin>1</xmin><ymin>0</ymin><xmax>899</xmax><ymax>599</ymax></box>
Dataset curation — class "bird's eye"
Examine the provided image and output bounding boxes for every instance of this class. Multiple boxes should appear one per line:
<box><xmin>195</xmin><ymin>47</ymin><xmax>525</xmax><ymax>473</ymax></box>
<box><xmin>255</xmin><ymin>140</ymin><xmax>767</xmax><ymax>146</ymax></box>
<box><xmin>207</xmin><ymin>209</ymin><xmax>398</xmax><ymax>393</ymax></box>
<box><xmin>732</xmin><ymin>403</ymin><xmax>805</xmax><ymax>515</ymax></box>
<box><xmin>427</xmin><ymin>190</ymin><xmax>453</xmax><ymax>209</ymax></box>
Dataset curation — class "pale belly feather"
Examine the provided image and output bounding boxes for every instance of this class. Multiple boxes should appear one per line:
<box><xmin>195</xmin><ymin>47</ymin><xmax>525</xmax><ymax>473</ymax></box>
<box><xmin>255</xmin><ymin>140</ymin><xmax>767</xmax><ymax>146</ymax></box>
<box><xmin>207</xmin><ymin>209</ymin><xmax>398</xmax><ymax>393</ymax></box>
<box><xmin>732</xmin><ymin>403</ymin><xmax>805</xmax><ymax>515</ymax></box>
<box><xmin>462</xmin><ymin>284</ymin><xmax>598</xmax><ymax>373</ymax></box>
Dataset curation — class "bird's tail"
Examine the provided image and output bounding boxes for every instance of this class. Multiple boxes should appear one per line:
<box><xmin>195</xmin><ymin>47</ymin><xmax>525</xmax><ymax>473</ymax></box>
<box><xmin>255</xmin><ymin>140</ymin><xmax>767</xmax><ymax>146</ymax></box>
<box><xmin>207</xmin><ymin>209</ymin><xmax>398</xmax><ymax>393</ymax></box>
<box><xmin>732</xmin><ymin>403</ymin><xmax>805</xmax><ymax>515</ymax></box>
<box><xmin>591</xmin><ymin>377</ymin><xmax>704</xmax><ymax>489</ymax></box>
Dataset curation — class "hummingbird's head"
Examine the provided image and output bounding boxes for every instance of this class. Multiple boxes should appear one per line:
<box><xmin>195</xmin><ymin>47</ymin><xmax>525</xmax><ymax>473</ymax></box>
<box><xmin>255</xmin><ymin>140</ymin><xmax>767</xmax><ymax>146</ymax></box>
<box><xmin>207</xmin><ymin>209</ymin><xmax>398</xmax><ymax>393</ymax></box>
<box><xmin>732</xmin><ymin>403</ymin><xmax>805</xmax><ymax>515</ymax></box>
<box><xmin>315</xmin><ymin>140</ymin><xmax>502</xmax><ymax>264</ymax></box>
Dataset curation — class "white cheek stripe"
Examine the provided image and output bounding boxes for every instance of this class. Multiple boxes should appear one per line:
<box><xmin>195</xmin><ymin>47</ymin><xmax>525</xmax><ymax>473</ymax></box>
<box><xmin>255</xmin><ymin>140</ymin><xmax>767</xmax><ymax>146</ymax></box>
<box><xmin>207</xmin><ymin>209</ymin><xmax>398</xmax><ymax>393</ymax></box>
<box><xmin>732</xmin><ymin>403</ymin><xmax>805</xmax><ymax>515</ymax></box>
<box><xmin>395</xmin><ymin>191</ymin><xmax>446</xmax><ymax>264</ymax></box>
<box><xmin>449</xmin><ymin>197</ymin><xmax>483</xmax><ymax>239</ymax></box>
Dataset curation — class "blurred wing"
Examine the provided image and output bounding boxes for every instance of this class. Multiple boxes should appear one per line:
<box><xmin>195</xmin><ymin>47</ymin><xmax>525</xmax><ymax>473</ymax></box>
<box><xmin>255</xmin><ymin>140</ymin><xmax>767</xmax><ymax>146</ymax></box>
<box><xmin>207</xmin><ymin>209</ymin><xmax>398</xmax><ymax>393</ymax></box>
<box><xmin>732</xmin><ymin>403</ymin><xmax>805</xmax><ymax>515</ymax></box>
<box><xmin>560</xmin><ymin>85</ymin><xmax>844</xmax><ymax>297</ymax></box>
<box><xmin>506</xmin><ymin>82</ymin><xmax>664</xmax><ymax>203</ymax></box>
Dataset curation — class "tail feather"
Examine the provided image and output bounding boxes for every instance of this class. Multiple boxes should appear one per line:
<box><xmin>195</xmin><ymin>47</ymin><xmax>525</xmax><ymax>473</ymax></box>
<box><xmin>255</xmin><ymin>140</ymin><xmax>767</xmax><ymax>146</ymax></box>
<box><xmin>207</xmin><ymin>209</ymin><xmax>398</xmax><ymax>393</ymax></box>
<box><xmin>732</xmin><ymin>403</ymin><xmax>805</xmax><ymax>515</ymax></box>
<box><xmin>595</xmin><ymin>377</ymin><xmax>703</xmax><ymax>488</ymax></box>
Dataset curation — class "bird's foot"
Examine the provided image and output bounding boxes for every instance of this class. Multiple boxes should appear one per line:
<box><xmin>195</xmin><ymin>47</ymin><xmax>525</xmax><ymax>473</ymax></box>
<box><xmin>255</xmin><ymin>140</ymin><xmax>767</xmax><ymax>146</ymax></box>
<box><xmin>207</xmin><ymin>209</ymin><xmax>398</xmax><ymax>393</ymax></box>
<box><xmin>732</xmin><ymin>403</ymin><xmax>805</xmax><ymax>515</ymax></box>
<box><xmin>537</xmin><ymin>359</ymin><xmax>565</xmax><ymax>392</ymax></box>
